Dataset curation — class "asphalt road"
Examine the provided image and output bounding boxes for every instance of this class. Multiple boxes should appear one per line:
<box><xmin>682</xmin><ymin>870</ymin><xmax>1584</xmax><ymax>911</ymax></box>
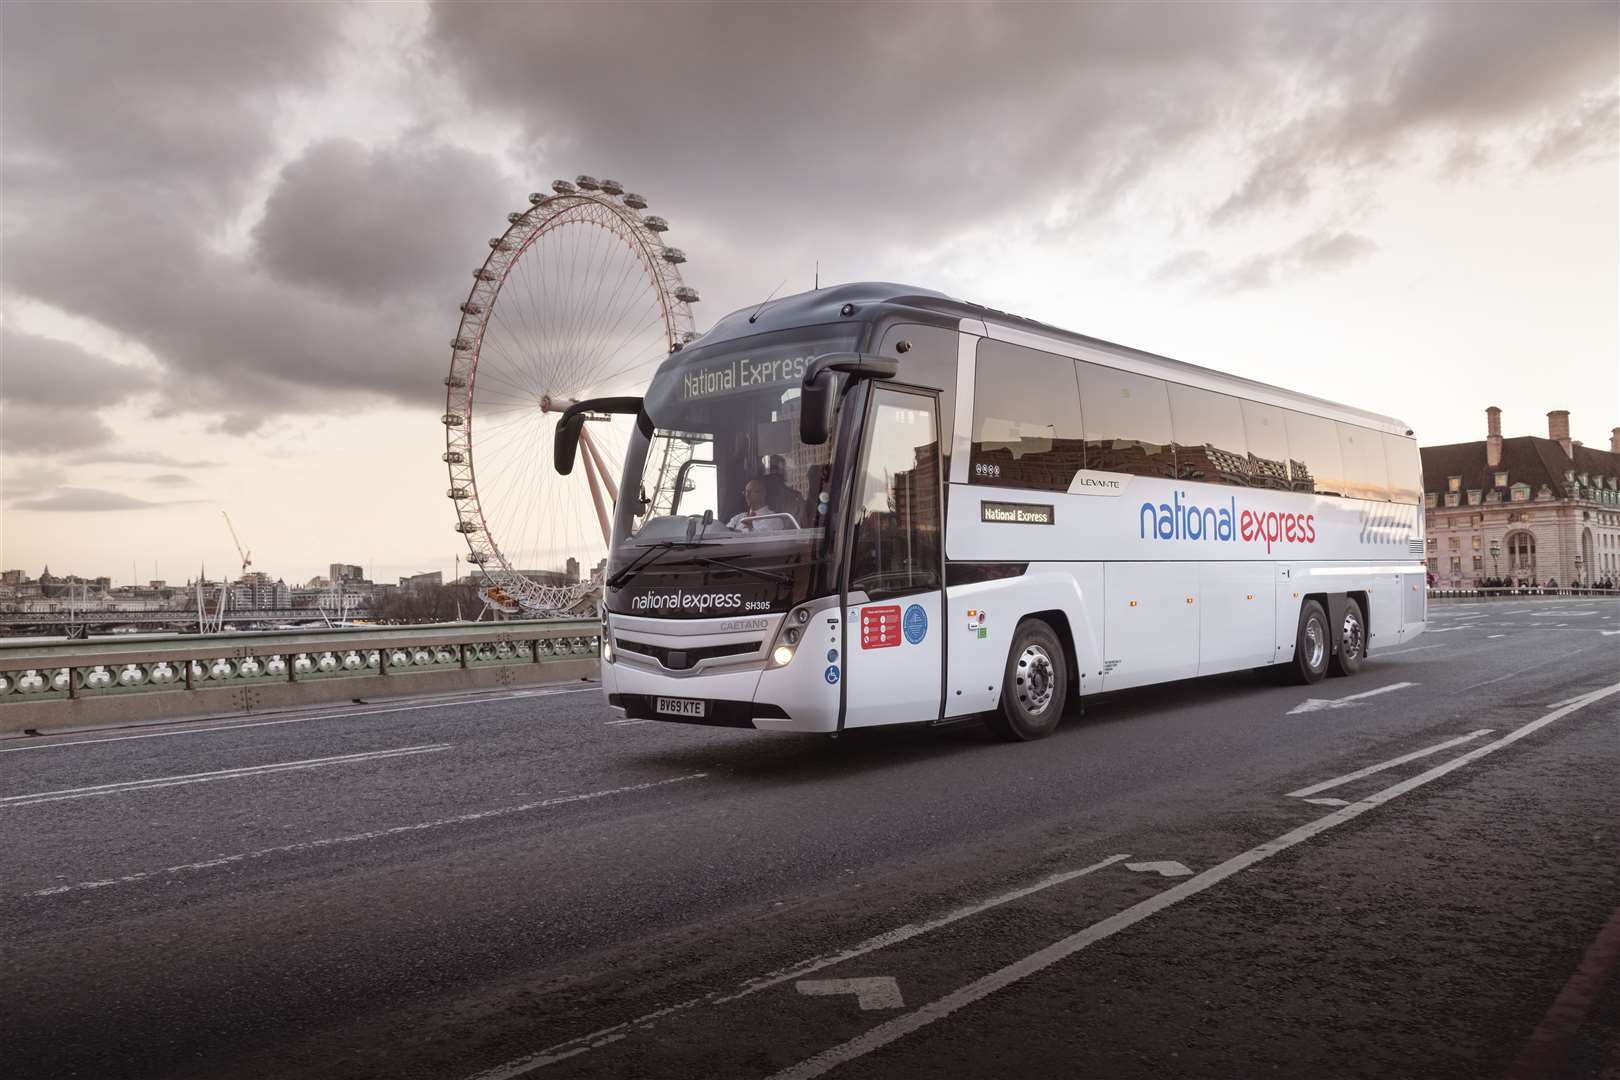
<box><xmin>3</xmin><ymin>596</ymin><xmax>1617</xmax><ymax>1080</ymax></box>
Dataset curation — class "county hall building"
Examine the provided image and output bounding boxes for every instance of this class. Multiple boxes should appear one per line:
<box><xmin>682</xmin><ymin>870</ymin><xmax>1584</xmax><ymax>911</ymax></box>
<box><xmin>1419</xmin><ymin>408</ymin><xmax>1620</xmax><ymax>587</ymax></box>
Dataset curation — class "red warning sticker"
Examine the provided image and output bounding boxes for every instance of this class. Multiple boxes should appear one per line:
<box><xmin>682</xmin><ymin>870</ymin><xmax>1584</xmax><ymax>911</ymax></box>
<box><xmin>859</xmin><ymin>605</ymin><xmax>903</xmax><ymax>649</ymax></box>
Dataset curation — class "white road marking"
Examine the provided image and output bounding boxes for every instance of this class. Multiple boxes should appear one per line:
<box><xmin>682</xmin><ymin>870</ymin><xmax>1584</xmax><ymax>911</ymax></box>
<box><xmin>1287</xmin><ymin>681</ymin><xmax>1416</xmax><ymax>715</ymax></box>
<box><xmin>605</xmin><ymin>718</ymin><xmax>652</xmax><ymax>726</ymax></box>
<box><xmin>1285</xmin><ymin>729</ymin><xmax>1494</xmax><ymax>798</ymax></box>
<box><xmin>1303</xmin><ymin>797</ymin><xmax>1349</xmax><ymax>807</ymax></box>
<box><xmin>1547</xmin><ymin>693</ymin><xmax>1595</xmax><ymax>708</ymax></box>
<box><xmin>0</xmin><ymin>685</ymin><xmax>600</xmax><ymax>755</ymax></box>
<box><xmin>1488</xmin><ymin>634</ymin><xmax>1506</xmax><ymax>639</ymax></box>
<box><xmin>1602</xmin><ymin>630</ymin><xmax>1620</xmax><ymax>636</ymax></box>
<box><xmin>1</xmin><ymin>744</ymin><xmax>450</xmax><ymax>808</ymax></box>
<box><xmin>766</xmin><ymin>683</ymin><xmax>1620</xmax><ymax>1080</ymax></box>
<box><xmin>796</xmin><ymin>977</ymin><xmax>905</xmax><ymax>1011</ymax></box>
<box><xmin>463</xmin><ymin>853</ymin><xmax>1131</xmax><ymax>1079</ymax></box>
<box><xmin>28</xmin><ymin>772</ymin><xmax>708</xmax><ymax>897</ymax></box>
<box><xmin>1426</xmin><ymin>626</ymin><xmax>1472</xmax><ymax>634</ymax></box>
<box><xmin>1124</xmin><ymin>860</ymin><xmax>1192</xmax><ymax>878</ymax></box>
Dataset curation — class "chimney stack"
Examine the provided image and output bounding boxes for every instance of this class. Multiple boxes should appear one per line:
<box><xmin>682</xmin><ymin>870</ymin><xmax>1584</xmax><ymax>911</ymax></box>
<box><xmin>1611</xmin><ymin>427</ymin><xmax>1619</xmax><ymax>455</ymax></box>
<box><xmin>1547</xmin><ymin>410</ymin><xmax>1572</xmax><ymax>457</ymax></box>
<box><xmin>1485</xmin><ymin>405</ymin><xmax>1503</xmax><ymax>468</ymax></box>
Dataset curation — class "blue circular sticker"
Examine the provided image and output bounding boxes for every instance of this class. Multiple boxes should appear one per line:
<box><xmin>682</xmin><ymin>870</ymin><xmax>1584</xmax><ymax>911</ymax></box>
<box><xmin>824</xmin><ymin>665</ymin><xmax>840</xmax><ymax>685</ymax></box>
<box><xmin>826</xmin><ymin>648</ymin><xmax>839</xmax><ymax>663</ymax></box>
<box><xmin>902</xmin><ymin>603</ymin><xmax>928</xmax><ymax>645</ymax></box>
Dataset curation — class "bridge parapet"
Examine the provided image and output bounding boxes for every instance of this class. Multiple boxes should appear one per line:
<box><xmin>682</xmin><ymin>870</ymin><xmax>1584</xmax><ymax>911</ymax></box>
<box><xmin>0</xmin><ymin>619</ymin><xmax>600</xmax><ymax>738</ymax></box>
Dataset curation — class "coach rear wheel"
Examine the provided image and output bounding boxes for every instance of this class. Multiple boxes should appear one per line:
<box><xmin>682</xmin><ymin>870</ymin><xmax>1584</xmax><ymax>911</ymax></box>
<box><xmin>1329</xmin><ymin>598</ymin><xmax>1365</xmax><ymax>677</ymax></box>
<box><xmin>1290</xmin><ymin>600</ymin><xmax>1330</xmax><ymax>685</ymax></box>
<box><xmin>986</xmin><ymin>619</ymin><xmax>1067</xmax><ymax>742</ymax></box>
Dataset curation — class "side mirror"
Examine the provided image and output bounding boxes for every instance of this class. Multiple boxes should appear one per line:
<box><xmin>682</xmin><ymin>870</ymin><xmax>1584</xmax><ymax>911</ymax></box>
<box><xmin>553</xmin><ymin>396</ymin><xmax>646</xmax><ymax>475</ymax></box>
<box><xmin>799</xmin><ymin>353</ymin><xmax>899</xmax><ymax>445</ymax></box>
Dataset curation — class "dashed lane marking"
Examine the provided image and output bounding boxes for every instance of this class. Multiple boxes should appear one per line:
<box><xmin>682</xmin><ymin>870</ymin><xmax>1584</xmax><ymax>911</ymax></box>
<box><xmin>766</xmin><ymin>683</ymin><xmax>1620</xmax><ymax>1080</ymax></box>
<box><xmin>27</xmin><ymin>772</ymin><xmax>708</xmax><ymax>897</ymax></box>
<box><xmin>1</xmin><ymin>744</ymin><xmax>451</xmax><ymax>808</ymax></box>
<box><xmin>1285</xmin><ymin>729</ymin><xmax>1493</xmax><ymax>799</ymax></box>
<box><xmin>1489</xmin><ymin>634</ymin><xmax>1506</xmax><ymax>639</ymax></box>
<box><xmin>1303</xmin><ymin>797</ymin><xmax>1349</xmax><ymax>807</ymax></box>
<box><xmin>1374</xmin><ymin>644</ymin><xmax>1443</xmax><ymax>656</ymax></box>
<box><xmin>462</xmin><ymin>854</ymin><xmax>1130</xmax><ymax>1079</ymax></box>
<box><xmin>796</xmin><ymin>978</ymin><xmax>905</xmax><ymax>1011</ymax></box>
<box><xmin>0</xmin><ymin>686</ymin><xmax>601</xmax><ymax>755</ymax></box>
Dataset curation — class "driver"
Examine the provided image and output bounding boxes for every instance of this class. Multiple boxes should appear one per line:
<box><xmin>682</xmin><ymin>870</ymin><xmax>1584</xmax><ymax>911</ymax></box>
<box><xmin>727</xmin><ymin>478</ymin><xmax>788</xmax><ymax>533</ymax></box>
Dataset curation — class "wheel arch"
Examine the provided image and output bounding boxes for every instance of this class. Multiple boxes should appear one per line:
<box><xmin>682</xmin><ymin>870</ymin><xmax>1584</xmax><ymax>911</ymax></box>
<box><xmin>1024</xmin><ymin>608</ymin><xmax>1081</xmax><ymax>696</ymax></box>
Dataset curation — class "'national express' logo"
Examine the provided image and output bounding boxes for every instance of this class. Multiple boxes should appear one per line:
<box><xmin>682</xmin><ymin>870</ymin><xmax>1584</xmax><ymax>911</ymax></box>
<box><xmin>1140</xmin><ymin>492</ymin><xmax>1315</xmax><ymax>553</ymax></box>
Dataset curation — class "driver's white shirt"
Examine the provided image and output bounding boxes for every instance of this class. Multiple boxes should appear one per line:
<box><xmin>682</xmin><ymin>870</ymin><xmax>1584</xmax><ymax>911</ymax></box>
<box><xmin>727</xmin><ymin>506</ymin><xmax>786</xmax><ymax>532</ymax></box>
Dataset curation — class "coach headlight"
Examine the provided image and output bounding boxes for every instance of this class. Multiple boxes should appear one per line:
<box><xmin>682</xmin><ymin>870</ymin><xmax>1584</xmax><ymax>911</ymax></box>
<box><xmin>771</xmin><ymin>644</ymin><xmax>795</xmax><ymax>667</ymax></box>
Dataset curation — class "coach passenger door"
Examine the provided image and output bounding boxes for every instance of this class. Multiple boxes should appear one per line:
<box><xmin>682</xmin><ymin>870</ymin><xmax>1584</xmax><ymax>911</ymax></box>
<box><xmin>840</xmin><ymin>387</ymin><xmax>945</xmax><ymax>728</ymax></box>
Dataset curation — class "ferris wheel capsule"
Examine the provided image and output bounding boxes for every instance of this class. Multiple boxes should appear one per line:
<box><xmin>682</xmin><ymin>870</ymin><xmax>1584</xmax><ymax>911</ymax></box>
<box><xmin>674</xmin><ymin>285</ymin><xmax>700</xmax><ymax>303</ymax></box>
<box><xmin>574</xmin><ymin>174</ymin><xmax>601</xmax><ymax>190</ymax></box>
<box><xmin>507</xmin><ymin>211</ymin><xmax>524</xmax><ymax>223</ymax></box>
<box><xmin>551</xmin><ymin>179</ymin><xmax>576</xmax><ymax>195</ymax></box>
<box><xmin>661</xmin><ymin>247</ymin><xmax>686</xmax><ymax>264</ymax></box>
<box><xmin>642</xmin><ymin>215</ymin><xmax>669</xmax><ymax>232</ymax></box>
<box><xmin>622</xmin><ymin>192</ymin><xmax>647</xmax><ymax>209</ymax></box>
<box><xmin>599</xmin><ymin>179</ymin><xmax>624</xmax><ymax>195</ymax></box>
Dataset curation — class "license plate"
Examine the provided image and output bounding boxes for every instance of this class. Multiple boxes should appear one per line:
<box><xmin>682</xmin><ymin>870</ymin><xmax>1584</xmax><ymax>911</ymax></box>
<box><xmin>655</xmin><ymin>696</ymin><xmax>707</xmax><ymax>718</ymax></box>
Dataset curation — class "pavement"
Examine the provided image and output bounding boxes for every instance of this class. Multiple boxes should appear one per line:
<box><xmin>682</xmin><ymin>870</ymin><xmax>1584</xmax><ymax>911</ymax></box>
<box><xmin>2</xmin><ymin>595</ymin><xmax>1617</xmax><ymax>1080</ymax></box>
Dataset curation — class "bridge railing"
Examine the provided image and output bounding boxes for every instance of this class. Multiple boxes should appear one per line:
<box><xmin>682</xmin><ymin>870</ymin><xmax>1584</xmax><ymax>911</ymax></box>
<box><xmin>0</xmin><ymin>619</ymin><xmax>601</xmax><ymax>737</ymax></box>
<box><xmin>1427</xmin><ymin>586</ymin><xmax>1619</xmax><ymax>600</ymax></box>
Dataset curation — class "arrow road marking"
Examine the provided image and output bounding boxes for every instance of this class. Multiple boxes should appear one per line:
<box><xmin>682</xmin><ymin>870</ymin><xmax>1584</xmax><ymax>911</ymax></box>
<box><xmin>1288</xmin><ymin>681</ymin><xmax>1416</xmax><ymax>715</ymax></box>
<box><xmin>796</xmin><ymin>977</ymin><xmax>904</xmax><ymax>1011</ymax></box>
<box><xmin>1125</xmin><ymin>861</ymin><xmax>1193</xmax><ymax>877</ymax></box>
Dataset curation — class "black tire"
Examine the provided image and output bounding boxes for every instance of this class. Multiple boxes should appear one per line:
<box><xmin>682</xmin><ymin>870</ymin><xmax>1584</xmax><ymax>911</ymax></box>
<box><xmin>985</xmin><ymin>619</ymin><xmax>1067</xmax><ymax>742</ymax></box>
<box><xmin>1289</xmin><ymin>599</ymin><xmax>1331</xmax><ymax>685</ymax></box>
<box><xmin>1329</xmin><ymin>597</ymin><xmax>1365</xmax><ymax>677</ymax></box>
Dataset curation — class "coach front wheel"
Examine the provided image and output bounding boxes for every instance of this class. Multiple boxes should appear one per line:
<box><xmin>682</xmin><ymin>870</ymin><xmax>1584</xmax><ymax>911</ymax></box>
<box><xmin>986</xmin><ymin>619</ymin><xmax>1067</xmax><ymax>742</ymax></box>
<box><xmin>1290</xmin><ymin>600</ymin><xmax>1330</xmax><ymax>685</ymax></box>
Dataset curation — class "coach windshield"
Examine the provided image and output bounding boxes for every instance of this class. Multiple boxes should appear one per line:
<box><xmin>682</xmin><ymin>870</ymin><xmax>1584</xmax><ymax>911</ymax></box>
<box><xmin>603</xmin><ymin>328</ymin><xmax>858</xmax><ymax>617</ymax></box>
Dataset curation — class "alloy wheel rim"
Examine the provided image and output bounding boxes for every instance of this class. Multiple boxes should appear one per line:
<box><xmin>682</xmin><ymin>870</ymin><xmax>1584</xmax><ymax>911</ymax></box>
<box><xmin>1341</xmin><ymin>611</ymin><xmax>1363</xmax><ymax>659</ymax></box>
<box><xmin>1304</xmin><ymin>618</ymin><xmax>1326</xmax><ymax>669</ymax></box>
<box><xmin>1016</xmin><ymin>644</ymin><xmax>1056</xmax><ymax>716</ymax></box>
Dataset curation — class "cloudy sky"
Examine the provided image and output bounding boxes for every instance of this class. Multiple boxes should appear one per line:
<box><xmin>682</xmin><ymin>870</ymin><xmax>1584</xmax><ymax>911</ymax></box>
<box><xmin>1</xmin><ymin>1</ymin><xmax>1615</xmax><ymax>587</ymax></box>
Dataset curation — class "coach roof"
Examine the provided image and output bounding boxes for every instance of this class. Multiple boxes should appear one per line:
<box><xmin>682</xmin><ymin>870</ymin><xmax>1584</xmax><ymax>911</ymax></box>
<box><xmin>688</xmin><ymin>281</ymin><xmax>1409</xmax><ymax>435</ymax></box>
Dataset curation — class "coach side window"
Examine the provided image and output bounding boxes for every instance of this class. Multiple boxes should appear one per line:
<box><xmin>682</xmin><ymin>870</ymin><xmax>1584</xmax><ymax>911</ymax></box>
<box><xmin>968</xmin><ymin>340</ymin><xmax>1085</xmax><ymax>491</ymax></box>
<box><xmin>1337</xmin><ymin>423</ymin><xmax>1391</xmax><ymax>501</ymax></box>
<box><xmin>1383</xmin><ymin>433</ymin><xmax>1422</xmax><ymax>504</ymax></box>
<box><xmin>1241</xmin><ymin>400</ymin><xmax>1291</xmax><ymax>490</ymax></box>
<box><xmin>1167</xmin><ymin>384</ymin><xmax>1251</xmax><ymax>486</ymax></box>
<box><xmin>1074</xmin><ymin>361</ymin><xmax>1176</xmax><ymax>478</ymax></box>
<box><xmin>1282</xmin><ymin>411</ymin><xmax>1346</xmax><ymax>497</ymax></box>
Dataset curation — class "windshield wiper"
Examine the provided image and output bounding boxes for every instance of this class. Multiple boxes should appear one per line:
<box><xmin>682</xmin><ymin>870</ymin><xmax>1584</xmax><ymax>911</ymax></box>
<box><xmin>691</xmin><ymin>555</ymin><xmax>790</xmax><ymax>586</ymax></box>
<box><xmin>606</xmin><ymin>542</ymin><xmax>678</xmax><ymax>590</ymax></box>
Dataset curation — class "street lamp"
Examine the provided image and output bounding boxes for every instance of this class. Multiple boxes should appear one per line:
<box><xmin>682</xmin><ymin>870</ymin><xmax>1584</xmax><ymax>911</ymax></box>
<box><xmin>1489</xmin><ymin>538</ymin><xmax>1500</xmax><ymax>579</ymax></box>
<box><xmin>1573</xmin><ymin>555</ymin><xmax>1583</xmax><ymax>592</ymax></box>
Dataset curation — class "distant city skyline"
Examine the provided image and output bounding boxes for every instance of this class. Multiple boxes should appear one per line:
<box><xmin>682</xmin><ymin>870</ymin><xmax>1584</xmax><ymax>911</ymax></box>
<box><xmin>2</xmin><ymin>2</ymin><xmax>1614</xmax><ymax>582</ymax></box>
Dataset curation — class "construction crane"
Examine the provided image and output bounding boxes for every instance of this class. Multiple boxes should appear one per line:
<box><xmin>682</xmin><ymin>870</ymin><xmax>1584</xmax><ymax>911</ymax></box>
<box><xmin>221</xmin><ymin>511</ymin><xmax>252</xmax><ymax>579</ymax></box>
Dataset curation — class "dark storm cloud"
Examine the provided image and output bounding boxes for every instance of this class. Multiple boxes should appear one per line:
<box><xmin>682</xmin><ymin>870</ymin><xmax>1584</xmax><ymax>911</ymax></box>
<box><xmin>0</xmin><ymin>411</ymin><xmax>117</xmax><ymax>456</ymax></box>
<box><xmin>0</xmin><ymin>329</ymin><xmax>152</xmax><ymax>408</ymax></box>
<box><xmin>9</xmin><ymin>487</ymin><xmax>196</xmax><ymax>512</ymax></box>
<box><xmin>0</xmin><ymin>0</ymin><xmax>1612</xmax><ymax>443</ymax></box>
<box><xmin>1210</xmin><ymin>2</ymin><xmax>1618</xmax><ymax>223</ymax></box>
<box><xmin>253</xmin><ymin>139</ymin><xmax>512</xmax><ymax>304</ymax></box>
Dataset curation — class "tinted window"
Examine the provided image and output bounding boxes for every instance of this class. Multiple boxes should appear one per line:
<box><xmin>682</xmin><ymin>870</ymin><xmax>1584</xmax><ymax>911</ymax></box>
<box><xmin>1241</xmin><ymin>400</ymin><xmax>1291</xmax><ymax>490</ymax></box>
<box><xmin>1074</xmin><ymin>361</ymin><xmax>1176</xmax><ymax>478</ymax></box>
<box><xmin>877</xmin><ymin>323</ymin><xmax>957</xmax><ymax>472</ymax></box>
<box><xmin>848</xmin><ymin>389</ymin><xmax>941</xmax><ymax>599</ymax></box>
<box><xmin>1337</xmin><ymin>423</ymin><xmax>1390</xmax><ymax>501</ymax></box>
<box><xmin>1168</xmin><ymin>383</ymin><xmax>1251</xmax><ymax>486</ymax></box>
<box><xmin>1282</xmin><ymin>411</ymin><xmax>1345</xmax><ymax>496</ymax></box>
<box><xmin>969</xmin><ymin>340</ymin><xmax>1085</xmax><ymax>491</ymax></box>
<box><xmin>1384</xmin><ymin>433</ymin><xmax>1422</xmax><ymax>504</ymax></box>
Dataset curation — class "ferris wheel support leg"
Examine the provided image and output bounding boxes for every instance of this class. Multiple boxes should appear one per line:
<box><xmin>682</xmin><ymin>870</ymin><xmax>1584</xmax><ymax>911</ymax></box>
<box><xmin>578</xmin><ymin>424</ymin><xmax>620</xmax><ymax>504</ymax></box>
<box><xmin>578</xmin><ymin>431</ymin><xmax>614</xmax><ymax>547</ymax></box>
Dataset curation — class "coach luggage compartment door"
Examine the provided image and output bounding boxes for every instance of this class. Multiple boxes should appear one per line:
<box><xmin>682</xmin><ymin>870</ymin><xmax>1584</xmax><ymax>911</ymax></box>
<box><xmin>840</xmin><ymin>386</ymin><xmax>945</xmax><ymax>729</ymax></box>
